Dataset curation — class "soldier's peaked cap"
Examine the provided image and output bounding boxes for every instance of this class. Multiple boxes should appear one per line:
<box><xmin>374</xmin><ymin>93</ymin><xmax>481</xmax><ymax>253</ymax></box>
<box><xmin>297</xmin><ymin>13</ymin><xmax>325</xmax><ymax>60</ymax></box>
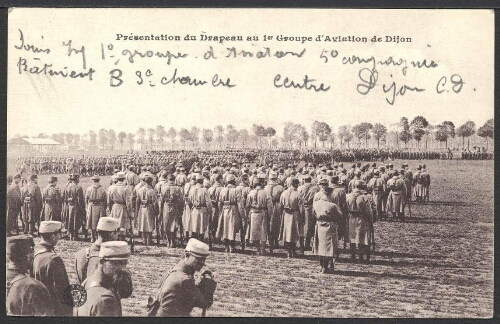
<box><xmin>7</xmin><ymin>235</ymin><xmax>34</xmax><ymax>256</ymax></box>
<box><xmin>186</xmin><ymin>238</ymin><xmax>210</xmax><ymax>258</ymax></box>
<box><xmin>116</xmin><ymin>172</ymin><xmax>126</xmax><ymax>179</ymax></box>
<box><xmin>97</xmin><ymin>217</ymin><xmax>120</xmax><ymax>232</ymax></box>
<box><xmin>99</xmin><ymin>241</ymin><xmax>130</xmax><ymax>260</ymax></box>
<box><xmin>39</xmin><ymin>221</ymin><xmax>63</xmax><ymax>233</ymax></box>
<box><xmin>92</xmin><ymin>175</ymin><xmax>100</xmax><ymax>181</ymax></box>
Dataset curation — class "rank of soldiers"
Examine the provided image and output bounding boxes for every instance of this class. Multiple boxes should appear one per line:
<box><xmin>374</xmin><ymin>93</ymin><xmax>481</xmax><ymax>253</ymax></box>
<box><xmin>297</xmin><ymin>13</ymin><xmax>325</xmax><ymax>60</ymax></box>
<box><xmin>6</xmin><ymin>160</ymin><xmax>431</xmax><ymax>316</ymax></box>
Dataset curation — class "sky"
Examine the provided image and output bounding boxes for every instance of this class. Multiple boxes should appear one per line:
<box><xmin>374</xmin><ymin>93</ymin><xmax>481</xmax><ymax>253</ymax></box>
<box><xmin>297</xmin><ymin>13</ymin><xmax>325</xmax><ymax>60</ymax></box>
<box><xmin>7</xmin><ymin>9</ymin><xmax>494</xmax><ymax>138</ymax></box>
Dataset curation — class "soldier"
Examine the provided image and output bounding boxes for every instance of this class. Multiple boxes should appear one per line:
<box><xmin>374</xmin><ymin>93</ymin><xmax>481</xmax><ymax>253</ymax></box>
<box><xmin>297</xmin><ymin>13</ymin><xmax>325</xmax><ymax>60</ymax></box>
<box><xmin>32</xmin><ymin>221</ymin><xmax>72</xmax><ymax>316</ymax></box>
<box><xmin>386</xmin><ymin>170</ymin><xmax>407</xmax><ymax>221</ymax></box>
<box><xmin>312</xmin><ymin>184</ymin><xmax>343</xmax><ymax>273</ymax></box>
<box><xmin>160</xmin><ymin>174</ymin><xmax>184</xmax><ymax>247</ymax></box>
<box><xmin>86</xmin><ymin>175</ymin><xmax>108</xmax><ymax>242</ymax></box>
<box><xmin>421</xmin><ymin>164</ymin><xmax>430</xmax><ymax>202</ymax></box>
<box><xmin>182</xmin><ymin>174</ymin><xmax>197</xmax><ymax>243</ymax></box>
<box><xmin>279</xmin><ymin>177</ymin><xmax>305</xmax><ymax>258</ymax></box>
<box><xmin>264</xmin><ymin>172</ymin><xmax>284</xmax><ymax>251</ymax></box>
<box><xmin>7</xmin><ymin>235</ymin><xmax>54</xmax><ymax>316</ymax></box>
<box><xmin>367</xmin><ymin>170</ymin><xmax>386</xmax><ymax>221</ymax></box>
<box><xmin>347</xmin><ymin>170</ymin><xmax>362</xmax><ymax>193</ymax></box>
<box><xmin>21</xmin><ymin>174</ymin><xmax>43</xmax><ymax>235</ymax></box>
<box><xmin>216</xmin><ymin>174</ymin><xmax>243</xmax><ymax>252</ymax></box>
<box><xmin>330</xmin><ymin>175</ymin><xmax>348</xmax><ymax>253</ymax></box>
<box><xmin>150</xmin><ymin>238</ymin><xmax>217</xmax><ymax>317</ymax></box>
<box><xmin>41</xmin><ymin>176</ymin><xmax>62</xmax><ymax>222</ymax></box>
<box><xmin>75</xmin><ymin>241</ymin><xmax>132</xmax><ymax>317</ymax></box>
<box><xmin>247</xmin><ymin>176</ymin><xmax>274</xmax><ymax>255</ymax></box>
<box><xmin>207</xmin><ymin>173</ymin><xmax>224</xmax><ymax>248</ymax></box>
<box><xmin>125</xmin><ymin>164</ymin><xmax>140</xmax><ymax>188</ymax></box>
<box><xmin>298</xmin><ymin>174</ymin><xmax>320</xmax><ymax>251</ymax></box>
<box><xmin>346</xmin><ymin>180</ymin><xmax>373</xmax><ymax>263</ymax></box>
<box><xmin>187</xmin><ymin>174</ymin><xmax>213</xmax><ymax>242</ymax></box>
<box><xmin>108</xmin><ymin>172</ymin><xmax>133</xmax><ymax>242</ymax></box>
<box><xmin>176</xmin><ymin>166</ymin><xmax>188</xmax><ymax>188</ymax></box>
<box><xmin>138</xmin><ymin>174</ymin><xmax>159</xmax><ymax>246</ymax></box>
<box><xmin>63</xmin><ymin>174</ymin><xmax>86</xmax><ymax>240</ymax></box>
<box><xmin>7</xmin><ymin>174</ymin><xmax>23</xmax><ymax>236</ymax></box>
<box><xmin>75</xmin><ymin>217</ymin><xmax>120</xmax><ymax>283</ymax></box>
<box><xmin>235</xmin><ymin>174</ymin><xmax>251</xmax><ymax>250</ymax></box>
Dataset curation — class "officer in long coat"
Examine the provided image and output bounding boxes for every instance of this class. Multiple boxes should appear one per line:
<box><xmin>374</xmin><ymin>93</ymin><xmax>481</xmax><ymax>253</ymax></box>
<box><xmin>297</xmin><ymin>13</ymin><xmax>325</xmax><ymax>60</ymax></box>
<box><xmin>263</xmin><ymin>172</ymin><xmax>284</xmax><ymax>251</ymax></box>
<box><xmin>367</xmin><ymin>170</ymin><xmax>386</xmax><ymax>220</ymax></box>
<box><xmin>160</xmin><ymin>174</ymin><xmax>184</xmax><ymax>247</ymax></box>
<box><xmin>63</xmin><ymin>174</ymin><xmax>86</xmax><ymax>240</ymax></box>
<box><xmin>216</xmin><ymin>174</ymin><xmax>243</xmax><ymax>252</ymax></box>
<box><xmin>108</xmin><ymin>172</ymin><xmax>133</xmax><ymax>241</ymax></box>
<box><xmin>138</xmin><ymin>174</ymin><xmax>159</xmax><ymax>246</ymax></box>
<box><xmin>312</xmin><ymin>185</ymin><xmax>343</xmax><ymax>273</ymax></box>
<box><xmin>346</xmin><ymin>180</ymin><xmax>373</xmax><ymax>263</ymax></box>
<box><xmin>330</xmin><ymin>175</ymin><xmax>348</xmax><ymax>252</ymax></box>
<box><xmin>235</xmin><ymin>174</ymin><xmax>251</xmax><ymax>250</ymax></box>
<box><xmin>279</xmin><ymin>177</ymin><xmax>305</xmax><ymax>258</ymax></box>
<box><xmin>7</xmin><ymin>235</ymin><xmax>54</xmax><ymax>316</ymax></box>
<box><xmin>75</xmin><ymin>241</ymin><xmax>131</xmax><ymax>317</ymax></box>
<box><xmin>387</xmin><ymin>170</ymin><xmax>407</xmax><ymax>220</ymax></box>
<box><xmin>32</xmin><ymin>221</ymin><xmax>72</xmax><ymax>316</ymax></box>
<box><xmin>187</xmin><ymin>174</ymin><xmax>213</xmax><ymax>242</ymax></box>
<box><xmin>246</xmin><ymin>176</ymin><xmax>274</xmax><ymax>255</ymax></box>
<box><xmin>207</xmin><ymin>174</ymin><xmax>224</xmax><ymax>247</ymax></box>
<box><xmin>41</xmin><ymin>176</ymin><xmax>62</xmax><ymax>222</ymax></box>
<box><xmin>86</xmin><ymin>175</ymin><xmax>108</xmax><ymax>242</ymax></box>
<box><xmin>75</xmin><ymin>217</ymin><xmax>120</xmax><ymax>283</ymax></box>
<box><xmin>7</xmin><ymin>174</ymin><xmax>23</xmax><ymax>235</ymax></box>
<box><xmin>182</xmin><ymin>175</ymin><xmax>197</xmax><ymax>242</ymax></box>
<box><xmin>298</xmin><ymin>174</ymin><xmax>320</xmax><ymax>252</ymax></box>
<box><xmin>21</xmin><ymin>174</ymin><xmax>43</xmax><ymax>235</ymax></box>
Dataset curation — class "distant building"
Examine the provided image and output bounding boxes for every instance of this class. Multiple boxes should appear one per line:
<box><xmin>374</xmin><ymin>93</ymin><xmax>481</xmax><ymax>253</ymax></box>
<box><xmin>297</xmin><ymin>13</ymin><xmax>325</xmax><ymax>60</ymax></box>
<box><xmin>8</xmin><ymin>137</ymin><xmax>62</xmax><ymax>152</ymax></box>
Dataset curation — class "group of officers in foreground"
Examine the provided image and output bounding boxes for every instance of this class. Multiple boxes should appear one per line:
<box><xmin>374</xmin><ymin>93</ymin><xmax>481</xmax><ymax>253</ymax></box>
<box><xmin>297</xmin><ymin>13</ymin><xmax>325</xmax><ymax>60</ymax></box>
<box><xmin>6</xmin><ymin>159</ymin><xmax>430</xmax><ymax>316</ymax></box>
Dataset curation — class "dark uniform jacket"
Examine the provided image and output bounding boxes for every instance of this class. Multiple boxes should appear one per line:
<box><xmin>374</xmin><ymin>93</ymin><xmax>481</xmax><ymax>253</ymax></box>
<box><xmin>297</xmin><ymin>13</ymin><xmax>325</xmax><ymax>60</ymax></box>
<box><xmin>32</xmin><ymin>242</ymin><xmax>72</xmax><ymax>316</ymax></box>
<box><xmin>156</xmin><ymin>260</ymin><xmax>216</xmax><ymax>317</ymax></box>
<box><xmin>74</xmin><ymin>243</ymin><xmax>101</xmax><ymax>284</ymax></box>
<box><xmin>6</xmin><ymin>268</ymin><xmax>54</xmax><ymax>316</ymax></box>
<box><xmin>74</xmin><ymin>269</ymin><xmax>122</xmax><ymax>317</ymax></box>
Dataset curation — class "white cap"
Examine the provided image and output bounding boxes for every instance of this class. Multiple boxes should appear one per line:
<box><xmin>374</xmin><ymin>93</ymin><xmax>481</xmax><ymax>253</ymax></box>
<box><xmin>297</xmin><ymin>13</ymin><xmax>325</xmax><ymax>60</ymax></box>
<box><xmin>39</xmin><ymin>221</ymin><xmax>63</xmax><ymax>233</ymax></box>
<box><xmin>99</xmin><ymin>241</ymin><xmax>130</xmax><ymax>260</ymax></box>
<box><xmin>96</xmin><ymin>217</ymin><xmax>120</xmax><ymax>231</ymax></box>
<box><xmin>185</xmin><ymin>238</ymin><xmax>210</xmax><ymax>258</ymax></box>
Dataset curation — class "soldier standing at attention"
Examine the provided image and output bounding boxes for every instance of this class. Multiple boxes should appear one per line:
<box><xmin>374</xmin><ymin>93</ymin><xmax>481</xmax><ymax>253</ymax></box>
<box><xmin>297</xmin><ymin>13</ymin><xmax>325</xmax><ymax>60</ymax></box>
<box><xmin>7</xmin><ymin>235</ymin><xmax>54</xmax><ymax>316</ymax></box>
<box><xmin>41</xmin><ymin>176</ymin><xmax>62</xmax><ymax>222</ymax></box>
<box><xmin>86</xmin><ymin>175</ymin><xmax>108</xmax><ymax>242</ymax></box>
<box><xmin>187</xmin><ymin>174</ymin><xmax>213</xmax><ymax>243</ymax></box>
<box><xmin>264</xmin><ymin>172</ymin><xmax>284</xmax><ymax>251</ymax></box>
<box><xmin>216</xmin><ymin>174</ymin><xmax>243</xmax><ymax>253</ymax></box>
<box><xmin>32</xmin><ymin>221</ymin><xmax>72</xmax><ymax>316</ymax></box>
<box><xmin>75</xmin><ymin>241</ymin><xmax>132</xmax><ymax>317</ymax></box>
<box><xmin>279</xmin><ymin>177</ymin><xmax>305</xmax><ymax>258</ymax></box>
<box><xmin>151</xmin><ymin>239</ymin><xmax>217</xmax><ymax>317</ymax></box>
<box><xmin>7</xmin><ymin>174</ymin><xmax>23</xmax><ymax>236</ymax></box>
<box><xmin>138</xmin><ymin>174</ymin><xmax>159</xmax><ymax>246</ymax></box>
<box><xmin>108</xmin><ymin>172</ymin><xmax>133</xmax><ymax>242</ymax></box>
<box><xmin>298</xmin><ymin>174</ymin><xmax>320</xmax><ymax>252</ymax></box>
<box><xmin>21</xmin><ymin>174</ymin><xmax>43</xmax><ymax>235</ymax></box>
<box><xmin>75</xmin><ymin>217</ymin><xmax>120</xmax><ymax>283</ymax></box>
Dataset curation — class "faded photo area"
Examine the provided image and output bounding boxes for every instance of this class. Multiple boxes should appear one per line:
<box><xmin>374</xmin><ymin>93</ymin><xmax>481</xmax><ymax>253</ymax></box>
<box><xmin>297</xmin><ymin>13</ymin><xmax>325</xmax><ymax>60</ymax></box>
<box><xmin>6</xmin><ymin>8</ymin><xmax>493</xmax><ymax>317</ymax></box>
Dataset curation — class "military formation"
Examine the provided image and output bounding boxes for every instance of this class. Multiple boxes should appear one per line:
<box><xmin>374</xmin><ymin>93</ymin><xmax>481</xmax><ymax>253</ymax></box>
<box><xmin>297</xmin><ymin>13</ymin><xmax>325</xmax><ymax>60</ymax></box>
<box><xmin>7</xmin><ymin>153</ymin><xmax>435</xmax><ymax>316</ymax></box>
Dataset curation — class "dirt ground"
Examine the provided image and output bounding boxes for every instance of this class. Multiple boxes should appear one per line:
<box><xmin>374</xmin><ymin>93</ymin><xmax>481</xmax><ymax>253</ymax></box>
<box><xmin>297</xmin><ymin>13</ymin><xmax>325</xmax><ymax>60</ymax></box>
<box><xmin>9</xmin><ymin>159</ymin><xmax>494</xmax><ymax>317</ymax></box>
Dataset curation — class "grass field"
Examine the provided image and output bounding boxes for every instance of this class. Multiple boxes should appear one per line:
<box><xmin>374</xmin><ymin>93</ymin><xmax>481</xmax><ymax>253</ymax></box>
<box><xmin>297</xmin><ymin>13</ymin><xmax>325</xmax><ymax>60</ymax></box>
<box><xmin>8</xmin><ymin>159</ymin><xmax>494</xmax><ymax>317</ymax></box>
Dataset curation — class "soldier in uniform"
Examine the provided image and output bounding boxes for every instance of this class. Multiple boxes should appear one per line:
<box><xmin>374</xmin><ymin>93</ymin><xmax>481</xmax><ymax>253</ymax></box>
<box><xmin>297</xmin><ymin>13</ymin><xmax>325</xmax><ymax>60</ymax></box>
<box><xmin>75</xmin><ymin>217</ymin><xmax>120</xmax><ymax>283</ymax></box>
<box><xmin>182</xmin><ymin>174</ymin><xmax>197</xmax><ymax>243</ymax></box>
<box><xmin>187</xmin><ymin>174</ymin><xmax>213</xmax><ymax>242</ymax></box>
<box><xmin>125</xmin><ymin>164</ymin><xmax>140</xmax><ymax>188</ymax></box>
<box><xmin>41</xmin><ymin>176</ymin><xmax>62</xmax><ymax>222</ymax></box>
<box><xmin>279</xmin><ymin>177</ymin><xmax>305</xmax><ymax>258</ymax></box>
<box><xmin>216</xmin><ymin>174</ymin><xmax>243</xmax><ymax>252</ymax></box>
<box><xmin>63</xmin><ymin>174</ymin><xmax>86</xmax><ymax>240</ymax></box>
<box><xmin>298</xmin><ymin>174</ymin><xmax>320</xmax><ymax>251</ymax></box>
<box><xmin>32</xmin><ymin>221</ymin><xmax>72</xmax><ymax>316</ymax></box>
<box><xmin>138</xmin><ymin>174</ymin><xmax>159</xmax><ymax>246</ymax></box>
<box><xmin>160</xmin><ymin>174</ymin><xmax>184</xmax><ymax>247</ymax></box>
<box><xmin>151</xmin><ymin>238</ymin><xmax>217</xmax><ymax>317</ymax></box>
<box><xmin>21</xmin><ymin>174</ymin><xmax>43</xmax><ymax>235</ymax></box>
<box><xmin>346</xmin><ymin>180</ymin><xmax>373</xmax><ymax>263</ymax></box>
<box><xmin>7</xmin><ymin>174</ymin><xmax>23</xmax><ymax>236</ymax></box>
<box><xmin>264</xmin><ymin>172</ymin><xmax>284</xmax><ymax>251</ymax></box>
<box><xmin>246</xmin><ymin>175</ymin><xmax>273</xmax><ymax>255</ymax></box>
<box><xmin>235</xmin><ymin>174</ymin><xmax>251</xmax><ymax>251</ymax></box>
<box><xmin>7</xmin><ymin>235</ymin><xmax>54</xmax><ymax>316</ymax></box>
<box><xmin>208</xmin><ymin>174</ymin><xmax>224</xmax><ymax>247</ymax></box>
<box><xmin>386</xmin><ymin>170</ymin><xmax>407</xmax><ymax>221</ymax></box>
<box><xmin>330</xmin><ymin>175</ymin><xmax>348</xmax><ymax>253</ymax></box>
<box><xmin>108</xmin><ymin>172</ymin><xmax>133</xmax><ymax>242</ymax></box>
<box><xmin>312</xmin><ymin>184</ymin><xmax>343</xmax><ymax>273</ymax></box>
<box><xmin>86</xmin><ymin>175</ymin><xmax>108</xmax><ymax>242</ymax></box>
<box><xmin>367</xmin><ymin>170</ymin><xmax>386</xmax><ymax>221</ymax></box>
<box><xmin>75</xmin><ymin>241</ymin><xmax>132</xmax><ymax>317</ymax></box>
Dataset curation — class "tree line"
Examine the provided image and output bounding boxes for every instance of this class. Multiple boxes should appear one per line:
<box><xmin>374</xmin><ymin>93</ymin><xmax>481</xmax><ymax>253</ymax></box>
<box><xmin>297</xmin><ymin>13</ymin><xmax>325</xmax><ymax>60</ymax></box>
<box><xmin>19</xmin><ymin>117</ymin><xmax>493</xmax><ymax>151</ymax></box>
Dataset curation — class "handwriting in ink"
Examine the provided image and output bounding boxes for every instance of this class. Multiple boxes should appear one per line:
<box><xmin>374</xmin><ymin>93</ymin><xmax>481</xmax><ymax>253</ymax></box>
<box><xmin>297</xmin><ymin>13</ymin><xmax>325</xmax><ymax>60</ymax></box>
<box><xmin>62</xmin><ymin>40</ymin><xmax>87</xmax><ymax>69</ymax></box>
<box><xmin>226</xmin><ymin>47</ymin><xmax>306</xmax><ymax>59</ymax></box>
<box><xmin>357</xmin><ymin>68</ymin><xmax>378</xmax><ymax>95</ymax></box>
<box><xmin>383</xmin><ymin>76</ymin><xmax>425</xmax><ymax>105</ymax></box>
<box><xmin>14</xmin><ymin>29</ymin><xmax>50</xmax><ymax>54</ymax></box>
<box><xmin>274</xmin><ymin>74</ymin><xmax>330</xmax><ymax>92</ymax></box>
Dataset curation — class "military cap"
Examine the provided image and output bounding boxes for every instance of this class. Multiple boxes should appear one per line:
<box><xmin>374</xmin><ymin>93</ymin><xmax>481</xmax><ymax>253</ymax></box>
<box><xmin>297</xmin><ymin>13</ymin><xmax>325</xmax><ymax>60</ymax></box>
<box><xmin>302</xmin><ymin>174</ymin><xmax>311</xmax><ymax>180</ymax></box>
<box><xmin>30</xmin><ymin>174</ymin><xmax>38</xmax><ymax>181</ymax></box>
<box><xmin>97</xmin><ymin>217</ymin><xmax>120</xmax><ymax>232</ymax></box>
<box><xmin>388</xmin><ymin>163</ymin><xmax>393</xmax><ymax>168</ymax></box>
<box><xmin>333</xmin><ymin>163</ymin><xmax>338</xmax><ymax>168</ymax></box>
<box><xmin>355</xmin><ymin>180</ymin><xmax>366</xmax><ymax>189</ymax></box>
<box><xmin>49</xmin><ymin>176</ymin><xmax>58</xmax><ymax>182</ymax></box>
<box><xmin>99</xmin><ymin>241</ymin><xmax>130</xmax><ymax>260</ymax></box>
<box><xmin>257</xmin><ymin>173</ymin><xmax>267</xmax><ymax>180</ymax></box>
<box><xmin>7</xmin><ymin>234</ymin><xmax>34</xmax><ymax>256</ymax></box>
<box><xmin>116</xmin><ymin>172</ymin><xmax>126</xmax><ymax>179</ymax></box>
<box><xmin>185</xmin><ymin>238</ymin><xmax>210</xmax><ymax>258</ymax></box>
<box><xmin>111</xmin><ymin>174</ymin><xmax>118</xmax><ymax>182</ymax></box>
<box><xmin>402</xmin><ymin>163</ymin><xmax>408</xmax><ymax>168</ymax></box>
<box><xmin>113</xmin><ymin>168</ymin><xmax>120</xmax><ymax>173</ymax></box>
<box><xmin>252</xmin><ymin>177</ymin><xmax>262</xmax><ymax>187</ymax></box>
<box><xmin>39</xmin><ymin>221</ymin><xmax>63</xmax><ymax>233</ymax></box>
<box><xmin>226</xmin><ymin>174</ymin><xmax>236</xmax><ymax>183</ymax></box>
<box><xmin>91</xmin><ymin>175</ymin><xmax>100</xmax><ymax>181</ymax></box>
<box><xmin>269</xmin><ymin>172</ymin><xmax>278</xmax><ymax>179</ymax></box>
<box><xmin>194</xmin><ymin>168</ymin><xmax>202</xmax><ymax>173</ymax></box>
<box><xmin>318</xmin><ymin>178</ymin><xmax>329</xmax><ymax>186</ymax></box>
<box><xmin>196</xmin><ymin>174</ymin><xmax>205</xmax><ymax>181</ymax></box>
<box><xmin>14</xmin><ymin>174</ymin><xmax>22</xmax><ymax>179</ymax></box>
<box><xmin>242</xmin><ymin>167</ymin><xmax>249</xmax><ymax>174</ymax></box>
<box><xmin>373</xmin><ymin>170</ymin><xmax>380</xmax><ymax>175</ymax></box>
<box><xmin>167</xmin><ymin>174</ymin><xmax>176</xmax><ymax>181</ymax></box>
<box><xmin>379</xmin><ymin>166</ymin><xmax>386</xmax><ymax>171</ymax></box>
<box><xmin>128</xmin><ymin>164</ymin><xmax>135</xmax><ymax>170</ymax></box>
<box><xmin>372</xmin><ymin>163</ymin><xmax>377</xmax><ymax>167</ymax></box>
<box><xmin>179</xmin><ymin>167</ymin><xmax>186</xmax><ymax>171</ymax></box>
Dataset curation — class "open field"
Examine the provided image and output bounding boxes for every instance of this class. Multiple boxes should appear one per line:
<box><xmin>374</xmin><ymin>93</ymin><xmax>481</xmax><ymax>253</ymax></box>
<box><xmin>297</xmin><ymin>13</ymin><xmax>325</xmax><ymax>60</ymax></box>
<box><xmin>8</xmin><ymin>158</ymin><xmax>494</xmax><ymax>317</ymax></box>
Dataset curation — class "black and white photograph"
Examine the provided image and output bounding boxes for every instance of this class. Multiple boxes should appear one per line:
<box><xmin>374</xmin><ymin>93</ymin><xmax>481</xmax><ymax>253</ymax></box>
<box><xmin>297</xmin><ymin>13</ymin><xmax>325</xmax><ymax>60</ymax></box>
<box><xmin>5</xmin><ymin>8</ymin><xmax>494</xmax><ymax>317</ymax></box>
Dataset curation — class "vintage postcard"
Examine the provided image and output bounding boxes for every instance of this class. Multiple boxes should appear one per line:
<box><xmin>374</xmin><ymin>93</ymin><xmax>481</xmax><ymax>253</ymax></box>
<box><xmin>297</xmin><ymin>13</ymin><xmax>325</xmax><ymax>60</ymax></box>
<box><xmin>6</xmin><ymin>8</ymin><xmax>494</xmax><ymax>317</ymax></box>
